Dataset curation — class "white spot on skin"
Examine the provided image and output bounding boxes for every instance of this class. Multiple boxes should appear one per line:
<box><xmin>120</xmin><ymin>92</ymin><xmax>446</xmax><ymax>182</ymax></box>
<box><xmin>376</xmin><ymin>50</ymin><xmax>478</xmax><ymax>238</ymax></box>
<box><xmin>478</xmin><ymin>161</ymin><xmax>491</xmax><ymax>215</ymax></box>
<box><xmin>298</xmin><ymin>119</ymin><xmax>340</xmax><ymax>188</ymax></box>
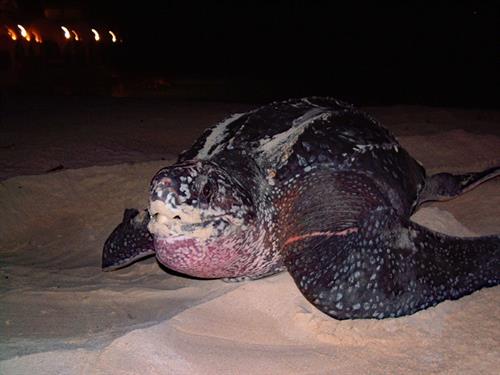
<box><xmin>266</xmin><ymin>169</ymin><xmax>277</xmax><ymax>185</ymax></box>
<box><xmin>179</xmin><ymin>183</ymin><xmax>191</xmax><ymax>199</ymax></box>
<box><xmin>396</xmin><ymin>228</ymin><xmax>417</xmax><ymax>250</ymax></box>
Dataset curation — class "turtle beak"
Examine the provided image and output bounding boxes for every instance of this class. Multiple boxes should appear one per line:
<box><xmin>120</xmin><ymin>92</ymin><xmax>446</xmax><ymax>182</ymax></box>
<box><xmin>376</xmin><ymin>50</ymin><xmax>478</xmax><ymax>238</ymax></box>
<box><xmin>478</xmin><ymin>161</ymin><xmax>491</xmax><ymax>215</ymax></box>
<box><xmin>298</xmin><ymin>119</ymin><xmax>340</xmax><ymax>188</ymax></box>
<box><xmin>149</xmin><ymin>171</ymin><xmax>183</xmax><ymax>228</ymax></box>
<box><xmin>148</xmin><ymin>164</ymin><xmax>199</xmax><ymax>238</ymax></box>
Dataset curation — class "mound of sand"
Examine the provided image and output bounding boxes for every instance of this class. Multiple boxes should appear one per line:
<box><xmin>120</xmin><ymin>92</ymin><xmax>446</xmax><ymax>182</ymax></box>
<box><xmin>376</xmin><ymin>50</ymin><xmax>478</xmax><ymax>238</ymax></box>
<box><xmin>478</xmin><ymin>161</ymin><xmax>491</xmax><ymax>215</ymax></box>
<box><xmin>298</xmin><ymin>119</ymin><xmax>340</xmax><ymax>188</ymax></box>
<box><xmin>1</xmin><ymin>104</ymin><xmax>499</xmax><ymax>374</ymax></box>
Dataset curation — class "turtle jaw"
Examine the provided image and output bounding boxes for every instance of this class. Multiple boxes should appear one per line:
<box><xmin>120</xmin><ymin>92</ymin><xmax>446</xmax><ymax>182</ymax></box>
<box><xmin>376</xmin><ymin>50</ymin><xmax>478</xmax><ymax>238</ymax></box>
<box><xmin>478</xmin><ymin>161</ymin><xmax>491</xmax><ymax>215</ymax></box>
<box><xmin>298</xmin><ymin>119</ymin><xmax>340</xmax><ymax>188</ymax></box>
<box><xmin>147</xmin><ymin>199</ymin><xmax>246</xmax><ymax>278</ymax></box>
<box><xmin>153</xmin><ymin>235</ymin><xmax>242</xmax><ymax>278</ymax></box>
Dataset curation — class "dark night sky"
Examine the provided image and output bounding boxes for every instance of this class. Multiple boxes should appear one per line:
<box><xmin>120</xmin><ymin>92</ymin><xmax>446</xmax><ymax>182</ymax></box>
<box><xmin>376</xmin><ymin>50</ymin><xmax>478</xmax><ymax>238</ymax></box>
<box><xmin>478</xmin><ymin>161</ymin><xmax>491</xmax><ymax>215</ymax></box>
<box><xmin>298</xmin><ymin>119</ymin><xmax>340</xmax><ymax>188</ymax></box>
<box><xmin>15</xmin><ymin>1</ymin><xmax>500</xmax><ymax>106</ymax></box>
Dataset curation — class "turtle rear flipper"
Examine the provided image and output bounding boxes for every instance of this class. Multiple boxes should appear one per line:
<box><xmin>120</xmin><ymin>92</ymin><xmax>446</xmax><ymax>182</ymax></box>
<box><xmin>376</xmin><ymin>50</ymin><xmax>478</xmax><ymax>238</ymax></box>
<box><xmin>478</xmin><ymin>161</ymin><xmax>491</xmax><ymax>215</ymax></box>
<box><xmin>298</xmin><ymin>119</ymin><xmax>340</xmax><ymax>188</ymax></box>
<box><xmin>283</xmin><ymin>171</ymin><xmax>499</xmax><ymax>319</ymax></box>
<box><xmin>102</xmin><ymin>208</ymin><xmax>155</xmax><ymax>271</ymax></box>
<box><xmin>419</xmin><ymin>166</ymin><xmax>500</xmax><ymax>203</ymax></box>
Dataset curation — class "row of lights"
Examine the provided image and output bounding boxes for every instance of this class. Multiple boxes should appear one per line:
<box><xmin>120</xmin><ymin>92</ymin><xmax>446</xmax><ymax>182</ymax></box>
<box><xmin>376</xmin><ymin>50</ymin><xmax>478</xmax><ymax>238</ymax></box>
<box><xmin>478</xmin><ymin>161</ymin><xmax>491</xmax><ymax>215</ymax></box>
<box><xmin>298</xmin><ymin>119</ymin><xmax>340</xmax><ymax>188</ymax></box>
<box><xmin>5</xmin><ymin>24</ymin><xmax>120</xmax><ymax>43</ymax></box>
<box><xmin>6</xmin><ymin>24</ymin><xmax>41</xmax><ymax>42</ymax></box>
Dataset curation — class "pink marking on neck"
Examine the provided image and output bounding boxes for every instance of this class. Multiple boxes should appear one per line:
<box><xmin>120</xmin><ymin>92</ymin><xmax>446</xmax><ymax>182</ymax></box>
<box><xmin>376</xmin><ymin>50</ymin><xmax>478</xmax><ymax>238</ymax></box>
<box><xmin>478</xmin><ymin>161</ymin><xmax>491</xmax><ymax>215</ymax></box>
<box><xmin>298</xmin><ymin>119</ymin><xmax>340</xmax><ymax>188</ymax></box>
<box><xmin>284</xmin><ymin>227</ymin><xmax>358</xmax><ymax>247</ymax></box>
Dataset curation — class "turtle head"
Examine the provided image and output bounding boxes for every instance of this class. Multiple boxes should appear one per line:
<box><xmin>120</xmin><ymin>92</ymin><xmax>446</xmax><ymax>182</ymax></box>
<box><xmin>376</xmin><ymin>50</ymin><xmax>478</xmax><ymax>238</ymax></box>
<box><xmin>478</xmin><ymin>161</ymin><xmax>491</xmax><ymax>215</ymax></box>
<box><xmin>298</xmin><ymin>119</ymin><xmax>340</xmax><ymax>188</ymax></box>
<box><xmin>148</xmin><ymin>160</ymin><xmax>257</xmax><ymax>278</ymax></box>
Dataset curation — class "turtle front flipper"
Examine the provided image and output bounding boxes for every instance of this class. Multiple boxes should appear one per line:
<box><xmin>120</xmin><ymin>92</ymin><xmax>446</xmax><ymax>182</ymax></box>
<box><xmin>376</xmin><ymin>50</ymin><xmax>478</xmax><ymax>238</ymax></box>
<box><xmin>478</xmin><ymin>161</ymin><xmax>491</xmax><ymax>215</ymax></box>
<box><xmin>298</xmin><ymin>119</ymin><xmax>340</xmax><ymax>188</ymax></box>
<box><xmin>102</xmin><ymin>208</ymin><xmax>155</xmax><ymax>271</ymax></box>
<box><xmin>282</xmin><ymin>171</ymin><xmax>499</xmax><ymax>319</ymax></box>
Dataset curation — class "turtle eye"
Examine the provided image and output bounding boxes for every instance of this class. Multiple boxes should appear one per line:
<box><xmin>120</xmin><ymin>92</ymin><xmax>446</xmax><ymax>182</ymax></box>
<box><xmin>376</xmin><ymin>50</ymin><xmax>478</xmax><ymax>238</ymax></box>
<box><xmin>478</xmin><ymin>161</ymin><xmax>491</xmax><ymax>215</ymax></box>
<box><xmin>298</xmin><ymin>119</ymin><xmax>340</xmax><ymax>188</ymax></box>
<box><xmin>200</xmin><ymin>181</ymin><xmax>215</xmax><ymax>203</ymax></box>
<box><xmin>202</xmin><ymin>183</ymin><xmax>211</xmax><ymax>197</ymax></box>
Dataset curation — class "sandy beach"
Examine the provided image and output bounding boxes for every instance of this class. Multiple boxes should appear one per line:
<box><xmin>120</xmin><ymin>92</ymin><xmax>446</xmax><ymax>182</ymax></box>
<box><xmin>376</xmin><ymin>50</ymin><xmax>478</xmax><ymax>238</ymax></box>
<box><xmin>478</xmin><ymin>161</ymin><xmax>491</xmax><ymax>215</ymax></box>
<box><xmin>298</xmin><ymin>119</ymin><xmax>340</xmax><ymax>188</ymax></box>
<box><xmin>1</xmin><ymin>97</ymin><xmax>499</xmax><ymax>374</ymax></box>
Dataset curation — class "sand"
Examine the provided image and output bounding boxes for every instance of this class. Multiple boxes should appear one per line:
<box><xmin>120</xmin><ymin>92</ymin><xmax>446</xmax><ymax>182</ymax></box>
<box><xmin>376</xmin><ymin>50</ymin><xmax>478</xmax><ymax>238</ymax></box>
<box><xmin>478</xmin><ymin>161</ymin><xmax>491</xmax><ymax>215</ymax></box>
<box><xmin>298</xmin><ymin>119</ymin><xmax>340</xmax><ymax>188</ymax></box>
<box><xmin>1</xmin><ymin>99</ymin><xmax>499</xmax><ymax>374</ymax></box>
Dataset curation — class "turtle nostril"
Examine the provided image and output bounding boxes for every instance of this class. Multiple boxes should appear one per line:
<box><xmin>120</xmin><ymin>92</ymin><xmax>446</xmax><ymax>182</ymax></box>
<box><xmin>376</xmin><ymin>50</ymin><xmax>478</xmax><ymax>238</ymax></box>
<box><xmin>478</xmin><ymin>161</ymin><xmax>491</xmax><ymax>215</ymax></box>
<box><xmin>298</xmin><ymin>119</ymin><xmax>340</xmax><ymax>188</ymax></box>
<box><xmin>173</xmin><ymin>215</ymin><xmax>181</xmax><ymax>220</ymax></box>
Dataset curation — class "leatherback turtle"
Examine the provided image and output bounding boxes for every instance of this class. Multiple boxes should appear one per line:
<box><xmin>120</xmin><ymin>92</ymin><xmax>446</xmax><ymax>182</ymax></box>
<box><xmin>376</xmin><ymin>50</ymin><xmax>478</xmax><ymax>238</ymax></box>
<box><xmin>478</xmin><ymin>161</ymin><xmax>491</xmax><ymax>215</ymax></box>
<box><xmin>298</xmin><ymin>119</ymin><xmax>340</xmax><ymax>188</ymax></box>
<box><xmin>102</xmin><ymin>97</ymin><xmax>499</xmax><ymax>319</ymax></box>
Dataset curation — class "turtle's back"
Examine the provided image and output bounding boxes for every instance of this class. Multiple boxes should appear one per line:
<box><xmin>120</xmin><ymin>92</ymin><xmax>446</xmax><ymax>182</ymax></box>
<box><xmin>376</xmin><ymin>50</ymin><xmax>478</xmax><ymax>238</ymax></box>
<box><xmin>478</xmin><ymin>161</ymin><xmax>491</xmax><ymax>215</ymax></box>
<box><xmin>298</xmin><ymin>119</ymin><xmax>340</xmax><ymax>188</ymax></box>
<box><xmin>180</xmin><ymin>96</ymin><xmax>425</xmax><ymax>215</ymax></box>
<box><xmin>179</xmin><ymin>97</ymin><xmax>394</xmax><ymax>165</ymax></box>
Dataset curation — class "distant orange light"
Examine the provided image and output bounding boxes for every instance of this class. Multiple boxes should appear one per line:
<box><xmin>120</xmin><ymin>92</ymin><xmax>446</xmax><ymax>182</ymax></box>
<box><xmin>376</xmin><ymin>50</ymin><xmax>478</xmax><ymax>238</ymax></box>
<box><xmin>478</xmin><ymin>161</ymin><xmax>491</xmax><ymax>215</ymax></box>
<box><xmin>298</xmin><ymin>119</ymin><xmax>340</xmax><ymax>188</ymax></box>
<box><xmin>32</xmin><ymin>30</ymin><xmax>43</xmax><ymax>43</ymax></box>
<box><xmin>71</xmin><ymin>30</ymin><xmax>80</xmax><ymax>41</ymax></box>
<box><xmin>17</xmin><ymin>24</ymin><xmax>31</xmax><ymax>41</ymax></box>
<box><xmin>91</xmin><ymin>28</ymin><xmax>100</xmax><ymax>41</ymax></box>
<box><xmin>108</xmin><ymin>30</ymin><xmax>117</xmax><ymax>43</ymax></box>
<box><xmin>7</xmin><ymin>27</ymin><xmax>17</xmax><ymax>40</ymax></box>
<box><xmin>61</xmin><ymin>26</ymin><xmax>71</xmax><ymax>39</ymax></box>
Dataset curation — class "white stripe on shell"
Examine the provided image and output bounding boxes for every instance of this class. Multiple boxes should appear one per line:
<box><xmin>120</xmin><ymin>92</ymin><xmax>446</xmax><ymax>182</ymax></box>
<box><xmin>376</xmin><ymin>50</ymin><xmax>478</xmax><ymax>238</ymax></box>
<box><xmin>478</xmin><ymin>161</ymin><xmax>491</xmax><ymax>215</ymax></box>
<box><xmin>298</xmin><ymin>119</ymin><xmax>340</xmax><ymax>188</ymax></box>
<box><xmin>256</xmin><ymin>108</ymin><xmax>331</xmax><ymax>168</ymax></box>
<box><xmin>196</xmin><ymin>113</ymin><xmax>245</xmax><ymax>159</ymax></box>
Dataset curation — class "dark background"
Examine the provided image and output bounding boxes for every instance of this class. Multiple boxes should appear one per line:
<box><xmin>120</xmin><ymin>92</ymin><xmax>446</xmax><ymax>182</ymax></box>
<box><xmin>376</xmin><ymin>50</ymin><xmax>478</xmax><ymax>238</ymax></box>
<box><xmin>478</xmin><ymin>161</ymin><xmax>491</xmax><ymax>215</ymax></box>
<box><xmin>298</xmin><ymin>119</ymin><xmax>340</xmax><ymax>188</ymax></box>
<box><xmin>7</xmin><ymin>1</ymin><xmax>500</xmax><ymax>107</ymax></box>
